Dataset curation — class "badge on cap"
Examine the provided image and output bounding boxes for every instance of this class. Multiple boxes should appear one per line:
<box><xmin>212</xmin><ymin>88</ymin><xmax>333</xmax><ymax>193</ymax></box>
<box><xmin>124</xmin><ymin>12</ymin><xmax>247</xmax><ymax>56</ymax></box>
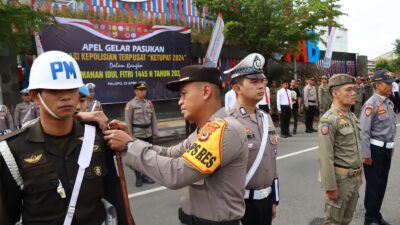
<box><xmin>253</xmin><ymin>56</ymin><xmax>263</xmax><ymax>70</ymax></box>
<box><xmin>321</xmin><ymin>125</ymin><xmax>329</xmax><ymax>135</ymax></box>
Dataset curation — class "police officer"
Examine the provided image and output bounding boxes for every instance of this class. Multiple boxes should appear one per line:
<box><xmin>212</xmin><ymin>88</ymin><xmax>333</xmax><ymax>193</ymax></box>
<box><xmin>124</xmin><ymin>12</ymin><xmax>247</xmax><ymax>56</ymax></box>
<box><xmin>364</xmin><ymin>77</ymin><xmax>374</xmax><ymax>104</ymax></box>
<box><xmin>124</xmin><ymin>82</ymin><xmax>158</xmax><ymax>187</ymax></box>
<box><xmin>104</xmin><ymin>65</ymin><xmax>248</xmax><ymax>225</ymax></box>
<box><xmin>224</xmin><ymin>53</ymin><xmax>280</xmax><ymax>225</ymax></box>
<box><xmin>76</xmin><ymin>85</ymin><xmax>90</xmax><ymax>113</ymax></box>
<box><xmin>86</xmin><ymin>83</ymin><xmax>103</xmax><ymax>112</ymax></box>
<box><xmin>318</xmin><ymin>74</ymin><xmax>363</xmax><ymax>225</ymax></box>
<box><xmin>0</xmin><ymin>103</ymin><xmax>13</xmax><ymax>135</ymax></box>
<box><xmin>304</xmin><ymin>78</ymin><xmax>318</xmax><ymax>133</ymax></box>
<box><xmin>361</xmin><ymin>70</ymin><xmax>396</xmax><ymax>225</ymax></box>
<box><xmin>318</xmin><ymin>75</ymin><xmax>331</xmax><ymax>117</ymax></box>
<box><xmin>14</xmin><ymin>88</ymin><xmax>39</xmax><ymax>128</ymax></box>
<box><xmin>0</xmin><ymin>51</ymin><xmax>129</xmax><ymax>225</ymax></box>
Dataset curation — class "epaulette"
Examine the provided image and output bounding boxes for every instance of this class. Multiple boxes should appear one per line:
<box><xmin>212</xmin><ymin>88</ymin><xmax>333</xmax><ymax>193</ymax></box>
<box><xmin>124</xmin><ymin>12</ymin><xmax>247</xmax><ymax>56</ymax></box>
<box><xmin>0</xmin><ymin>127</ymin><xmax>29</xmax><ymax>142</ymax></box>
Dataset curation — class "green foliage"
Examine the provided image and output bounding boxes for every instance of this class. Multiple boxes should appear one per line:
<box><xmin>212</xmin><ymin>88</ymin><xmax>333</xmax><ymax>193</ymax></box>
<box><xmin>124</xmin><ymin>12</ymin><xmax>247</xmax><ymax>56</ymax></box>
<box><xmin>0</xmin><ymin>2</ymin><xmax>54</xmax><ymax>54</ymax></box>
<box><xmin>195</xmin><ymin>0</ymin><xmax>345</xmax><ymax>59</ymax></box>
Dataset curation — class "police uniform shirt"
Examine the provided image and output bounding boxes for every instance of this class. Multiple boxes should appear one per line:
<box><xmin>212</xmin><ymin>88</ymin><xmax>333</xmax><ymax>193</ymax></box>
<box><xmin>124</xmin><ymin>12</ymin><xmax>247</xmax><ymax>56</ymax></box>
<box><xmin>360</xmin><ymin>94</ymin><xmax>397</xmax><ymax>158</ymax></box>
<box><xmin>304</xmin><ymin>85</ymin><xmax>318</xmax><ymax>107</ymax></box>
<box><xmin>0</xmin><ymin>105</ymin><xmax>13</xmax><ymax>131</ymax></box>
<box><xmin>125</xmin><ymin>108</ymin><xmax>248</xmax><ymax>222</ymax></box>
<box><xmin>124</xmin><ymin>97</ymin><xmax>159</xmax><ymax>138</ymax></box>
<box><xmin>0</xmin><ymin>120</ymin><xmax>127</xmax><ymax>225</ymax></box>
<box><xmin>14</xmin><ymin>102</ymin><xmax>38</xmax><ymax>127</ymax></box>
<box><xmin>318</xmin><ymin>104</ymin><xmax>362</xmax><ymax>190</ymax></box>
<box><xmin>318</xmin><ymin>84</ymin><xmax>331</xmax><ymax>108</ymax></box>
<box><xmin>86</xmin><ymin>99</ymin><xmax>102</xmax><ymax>112</ymax></box>
<box><xmin>276</xmin><ymin>88</ymin><xmax>292</xmax><ymax>111</ymax></box>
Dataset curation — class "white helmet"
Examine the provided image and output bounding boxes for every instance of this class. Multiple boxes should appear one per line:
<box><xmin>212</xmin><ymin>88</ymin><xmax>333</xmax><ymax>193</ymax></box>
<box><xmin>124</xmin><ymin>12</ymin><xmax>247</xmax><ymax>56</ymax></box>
<box><xmin>28</xmin><ymin>51</ymin><xmax>84</xmax><ymax>90</ymax></box>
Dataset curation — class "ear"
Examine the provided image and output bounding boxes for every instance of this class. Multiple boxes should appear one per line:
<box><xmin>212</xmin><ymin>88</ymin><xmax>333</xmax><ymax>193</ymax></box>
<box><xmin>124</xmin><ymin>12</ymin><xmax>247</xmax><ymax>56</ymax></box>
<box><xmin>202</xmin><ymin>84</ymin><xmax>212</xmax><ymax>100</ymax></box>
<box><xmin>232</xmin><ymin>83</ymin><xmax>241</xmax><ymax>95</ymax></box>
<box><xmin>29</xmin><ymin>90</ymin><xmax>41</xmax><ymax>106</ymax></box>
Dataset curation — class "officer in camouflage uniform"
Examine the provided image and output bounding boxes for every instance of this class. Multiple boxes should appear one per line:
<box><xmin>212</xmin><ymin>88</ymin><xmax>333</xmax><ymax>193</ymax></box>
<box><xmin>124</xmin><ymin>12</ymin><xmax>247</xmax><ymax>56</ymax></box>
<box><xmin>364</xmin><ymin>77</ymin><xmax>374</xmax><ymax>104</ymax></box>
<box><xmin>318</xmin><ymin>74</ymin><xmax>363</xmax><ymax>225</ymax></box>
<box><xmin>318</xmin><ymin>75</ymin><xmax>331</xmax><ymax>117</ymax></box>
<box><xmin>86</xmin><ymin>83</ymin><xmax>102</xmax><ymax>112</ymax></box>
<box><xmin>354</xmin><ymin>77</ymin><xmax>364</xmax><ymax>117</ymax></box>
<box><xmin>361</xmin><ymin>70</ymin><xmax>396</xmax><ymax>225</ymax></box>
<box><xmin>0</xmin><ymin>51</ymin><xmax>129</xmax><ymax>225</ymax></box>
<box><xmin>224</xmin><ymin>53</ymin><xmax>280</xmax><ymax>225</ymax></box>
<box><xmin>124</xmin><ymin>82</ymin><xmax>158</xmax><ymax>187</ymax></box>
<box><xmin>104</xmin><ymin>65</ymin><xmax>248</xmax><ymax>225</ymax></box>
<box><xmin>14</xmin><ymin>88</ymin><xmax>39</xmax><ymax>129</ymax></box>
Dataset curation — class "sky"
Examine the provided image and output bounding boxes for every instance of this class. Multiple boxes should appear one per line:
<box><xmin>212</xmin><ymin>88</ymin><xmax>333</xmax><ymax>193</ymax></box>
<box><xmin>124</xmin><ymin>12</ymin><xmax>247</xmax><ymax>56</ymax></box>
<box><xmin>339</xmin><ymin>0</ymin><xmax>400</xmax><ymax>59</ymax></box>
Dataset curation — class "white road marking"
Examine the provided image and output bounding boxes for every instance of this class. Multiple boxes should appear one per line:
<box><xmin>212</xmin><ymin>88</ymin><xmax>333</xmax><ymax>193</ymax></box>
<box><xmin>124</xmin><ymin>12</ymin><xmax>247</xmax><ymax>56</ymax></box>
<box><xmin>129</xmin><ymin>123</ymin><xmax>400</xmax><ymax>198</ymax></box>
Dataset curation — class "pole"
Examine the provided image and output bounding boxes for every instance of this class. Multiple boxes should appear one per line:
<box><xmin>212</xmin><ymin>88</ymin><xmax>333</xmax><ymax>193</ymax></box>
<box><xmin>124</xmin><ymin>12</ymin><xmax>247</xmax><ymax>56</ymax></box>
<box><xmin>116</xmin><ymin>152</ymin><xmax>135</xmax><ymax>225</ymax></box>
<box><xmin>293</xmin><ymin>52</ymin><xmax>297</xmax><ymax>80</ymax></box>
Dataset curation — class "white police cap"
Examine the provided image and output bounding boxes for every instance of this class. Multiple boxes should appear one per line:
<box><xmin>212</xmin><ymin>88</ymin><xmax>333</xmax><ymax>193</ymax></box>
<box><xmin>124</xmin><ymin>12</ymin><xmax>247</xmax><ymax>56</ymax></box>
<box><xmin>86</xmin><ymin>83</ymin><xmax>96</xmax><ymax>91</ymax></box>
<box><xmin>223</xmin><ymin>53</ymin><xmax>266</xmax><ymax>81</ymax></box>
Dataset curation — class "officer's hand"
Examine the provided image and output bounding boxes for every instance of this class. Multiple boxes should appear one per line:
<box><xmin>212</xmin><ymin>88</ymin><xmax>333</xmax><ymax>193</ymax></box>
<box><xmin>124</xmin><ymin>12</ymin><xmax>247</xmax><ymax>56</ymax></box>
<box><xmin>104</xmin><ymin>129</ymin><xmax>134</xmax><ymax>152</ymax></box>
<box><xmin>272</xmin><ymin>204</ymin><xmax>277</xmax><ymax>220</ymax></box>
<box><xmin>326</xmin><ymin>190</ymin><xmax>339</xmax><ymax>202</ymax></box>
<box><xmin>108</xmin><ymin>119</ymin><xmax>130</xmax><ymax>134</ymax></box>
<box><xmin>75</xmin><ymin>111</ymin><xmax>109</xmax><ymax>131</ymax></box>
<box><xmin>363</xmin><ymin>158</ymin><xmax>373</xmax><ymax>166</ymax></box>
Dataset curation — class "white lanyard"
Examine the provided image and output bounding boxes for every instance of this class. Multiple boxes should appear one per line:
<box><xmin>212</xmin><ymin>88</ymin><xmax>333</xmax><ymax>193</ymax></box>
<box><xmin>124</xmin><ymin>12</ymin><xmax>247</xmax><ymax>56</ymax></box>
<box><xmin>245</xmin><ymin>112</ymin><xmax>269</xmax><ymax>186</ymax></box>
<box><xmin>63</xmin><ymin>124</ymin><xmax>96</xmax><ymax>225</ymax></box>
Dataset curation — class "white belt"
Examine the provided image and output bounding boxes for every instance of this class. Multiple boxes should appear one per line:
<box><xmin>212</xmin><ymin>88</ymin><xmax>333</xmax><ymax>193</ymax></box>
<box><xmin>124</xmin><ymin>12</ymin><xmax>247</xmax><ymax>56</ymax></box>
<box><xmin>244</xmin><ymin>187</ymin><xmax>272</xmax><ymax>200</ymax></box>
<box><xmin>370</xmin><ymin>139</ymin><xmax>395</xmax><ymax>149</ymax></box>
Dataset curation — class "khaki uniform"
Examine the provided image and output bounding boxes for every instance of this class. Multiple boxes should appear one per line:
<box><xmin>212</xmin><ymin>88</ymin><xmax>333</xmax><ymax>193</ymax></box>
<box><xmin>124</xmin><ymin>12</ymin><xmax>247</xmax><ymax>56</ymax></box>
<box><xmin>318</xmin><ymin>84</ymin><xmax>331</xmax><ymax>117</ymax></box>
<box><xmin>86</xmin><ymin>99</ymin><xmax>102</xmax><ymax>112</ymax></box>
<box><xmin>364</xmin><ymin>83</ymin><xmax>374</xmax><ymax>102</ymax></box>
<box><xmin>0</xmin><ymin>120</ymin><xmax>128</xmax><ymax>225</ymax></box>
<box><xmin>14</xmin><ymin>101</ymin><xmax>39</xmax><ymax>128</ymax></box>
<box><xmin>124</xmin><ymin>97</ymin><xmax>158</xmax><ymax>138</ymax></box>
<box><xmin>125</xmin><ymin>108</ymin><xmax>248</xmax><ymax>224</ymax></box>
<box><xmin>270</xmin><ymin>87</ymin><xmax>278</xmax><ymax>118</ymax></box>
<box><xmin>354</xmin><ymin>84</ymin><xmax>363</xmax><ymax>117</ymax></box>
<box><xmin>0</xmin><ymin>105</ymin><xmax>13</xmax><ymax>133</ymax></box>
<box><xmin>318</xmin><ymin>104</ymin><xmax>362</xmax><ymax>225</ymax></box>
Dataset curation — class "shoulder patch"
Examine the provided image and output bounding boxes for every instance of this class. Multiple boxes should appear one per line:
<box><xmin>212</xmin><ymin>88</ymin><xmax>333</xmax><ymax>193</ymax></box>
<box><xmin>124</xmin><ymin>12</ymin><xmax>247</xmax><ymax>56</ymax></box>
<box><xmin>182</xmin><ymin>120</ymin><xmax>227</xmax><ymax>174</ymax></box>
<box><xmin>365</xmin><ymin>105</ymin><xmax>373</xmax><ymax>116</ymax></box>
<box><xmin>124</xmin><ymin>103</ymin><xmax>131</xmax><ymax>111</ymax></box>
<box><xmin>321</xmin><ymin>125</ymin><xmax>330</xmax><ymax>135</ymax></box>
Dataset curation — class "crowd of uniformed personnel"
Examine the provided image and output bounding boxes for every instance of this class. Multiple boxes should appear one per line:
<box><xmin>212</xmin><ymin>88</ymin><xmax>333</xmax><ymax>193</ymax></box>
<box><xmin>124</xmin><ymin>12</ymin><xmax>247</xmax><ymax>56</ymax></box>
<box><xmin>0</xmin><ymin>49</ymin><xmax>399</xmax><ymax>225</ymax></box>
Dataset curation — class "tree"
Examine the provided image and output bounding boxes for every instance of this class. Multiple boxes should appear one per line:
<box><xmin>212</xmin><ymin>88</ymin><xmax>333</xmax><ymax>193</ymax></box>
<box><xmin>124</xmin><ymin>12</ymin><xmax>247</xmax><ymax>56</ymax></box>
<box><xmin>195</xmin><ymin>0</ymin><xmax>345</xmax><ymax>60</ymax></box>
<box><xmin>0</xmin><ymin>2</ymin><xmax>54</xmax><ymax>54</ymax></box>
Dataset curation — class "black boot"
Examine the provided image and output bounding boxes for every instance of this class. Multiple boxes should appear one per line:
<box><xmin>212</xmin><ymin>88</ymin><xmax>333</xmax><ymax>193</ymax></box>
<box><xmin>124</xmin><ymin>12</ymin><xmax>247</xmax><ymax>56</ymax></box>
<box><xmin>143</xmin><ymin>175</ymin><xmax>155</xmax><ymax>184</ymax></box>
<box><xmin>135</xmin><ymin>171</ymin><xmax>143</xmax><ymax>187</ymax></box>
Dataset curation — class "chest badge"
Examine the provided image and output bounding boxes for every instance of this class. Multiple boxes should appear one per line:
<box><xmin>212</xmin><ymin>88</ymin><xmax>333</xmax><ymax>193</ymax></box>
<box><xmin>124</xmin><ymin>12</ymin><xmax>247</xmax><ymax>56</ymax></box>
<box><xmin>94</xmin><ymin>166</ymin><xmax>103</xmax><ymax>176</ymax></box>
<box><xmin>24</xmin><ymin>153</ymin><xmax>43</xmax><ymax>164</ymax></box>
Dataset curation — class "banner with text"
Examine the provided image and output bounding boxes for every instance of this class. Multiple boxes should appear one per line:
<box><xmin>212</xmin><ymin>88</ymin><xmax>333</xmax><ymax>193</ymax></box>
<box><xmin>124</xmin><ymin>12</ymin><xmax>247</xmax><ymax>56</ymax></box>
<box><xmin>40</xmin><ymin>17</ymin><xmax>191</xmax><ymax>103</ymax></box>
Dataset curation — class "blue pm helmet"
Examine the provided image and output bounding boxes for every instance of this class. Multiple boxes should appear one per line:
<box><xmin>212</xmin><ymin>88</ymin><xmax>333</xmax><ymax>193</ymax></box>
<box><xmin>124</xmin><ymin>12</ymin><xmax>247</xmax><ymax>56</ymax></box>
<box><xmin>79</xmin><ymin>85</ymin><xmax>90</xmax><ymax>97</ymax></box>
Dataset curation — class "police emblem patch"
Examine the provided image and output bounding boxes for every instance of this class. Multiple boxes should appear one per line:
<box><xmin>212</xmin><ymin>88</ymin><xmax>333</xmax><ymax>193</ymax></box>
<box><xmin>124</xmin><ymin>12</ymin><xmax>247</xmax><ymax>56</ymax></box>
<box><xmin>24</xmin><ymin>153</ymin><xmax>43</xmax><ymax>164</ymax></box>
<box><xmin>253</xmin><ymin>55</ymin><xmax>263</xmax><ymax>70</ymax></box>
<box><xmin>321</xmin><ymin>125</ymin><xmax>329</xmax><ymax>135</ymax></box>
<box><xmin>365</xmin><ymin>107</ymin><xmax>372</xmax><ymax>116</ymax></box>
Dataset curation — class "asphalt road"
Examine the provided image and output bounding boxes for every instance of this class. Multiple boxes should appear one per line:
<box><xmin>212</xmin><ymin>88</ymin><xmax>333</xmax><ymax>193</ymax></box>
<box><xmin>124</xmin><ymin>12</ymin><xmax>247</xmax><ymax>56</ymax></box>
<box><xmin>122</xmin><ymin>121</ymin><xmax>400</xmax><ymax>225</ymax></box>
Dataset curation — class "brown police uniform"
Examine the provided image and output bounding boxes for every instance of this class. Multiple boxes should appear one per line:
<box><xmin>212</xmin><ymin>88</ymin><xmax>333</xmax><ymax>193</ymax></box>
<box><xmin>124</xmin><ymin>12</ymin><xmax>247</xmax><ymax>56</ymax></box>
<box><xmin>0</xmin><ymin>120</ymin><xmax>128</xmax><ymax>225</ymax></box>
<box><xmin>125</xmin><ymin>108</ymin><xmax>248</xmax><ymax>224</ymax></box>
<box><xmin>318</xmin><ymin>74</ymin><xmax>362</xmax><ymax>225</ymax></box>
<box><xmin>228</xmin><ymin>102</ymin><xmax>279</xmax><ymax>225</ymax></box>
<box><xmin>0</xmin><ymin>105</ymin><xmax>13</xmax><ymax>133</ymax></box>
<box><xmin>14</xmin><ymin>101</ymin><xmax>39</xmax><ymax>128</ymax></box>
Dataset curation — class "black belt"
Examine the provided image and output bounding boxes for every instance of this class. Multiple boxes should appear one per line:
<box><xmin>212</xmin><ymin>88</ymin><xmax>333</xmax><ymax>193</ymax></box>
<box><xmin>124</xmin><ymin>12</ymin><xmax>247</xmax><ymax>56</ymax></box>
<box><xmin>308</xmin><ymin>100</ymin><xmax>316</xmax><ymax>103</ymax></box>
<box><xmin>132</xmin><ymin>123</ymin><xmax>151</xmax><ymax>129</ymax></box>
<box><xmin>334</xmin><ymin>164</ymin><xmax>361</xmax><ymax>170</ymax></box>
<box><xmin>178</xmin><ymin>208</ymin><xmax>240</xmax><ymax>225</ymax></box>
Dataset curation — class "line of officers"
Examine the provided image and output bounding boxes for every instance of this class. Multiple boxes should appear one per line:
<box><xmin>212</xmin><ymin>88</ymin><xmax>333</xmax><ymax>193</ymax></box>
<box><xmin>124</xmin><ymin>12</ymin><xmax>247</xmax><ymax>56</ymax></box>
<box><xmin>0</xmin><ymin>83</ymin><xmax>102</xmax><ymax>135</ymax></box>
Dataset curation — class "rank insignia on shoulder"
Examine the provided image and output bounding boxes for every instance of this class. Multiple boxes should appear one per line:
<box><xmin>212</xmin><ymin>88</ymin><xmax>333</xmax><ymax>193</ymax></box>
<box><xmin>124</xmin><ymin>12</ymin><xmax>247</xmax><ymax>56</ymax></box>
<box><xmin>240</xmin><ymin>107</ymin><xmax>247</xmax><ymax>116</ymax></box>
<box><xmin>321</xmin><ymin>125</ymin><xmax>329</xmax><ymax>135</ymax></box>
<box><xmin>24</xmin><ymin>153</ymin><xmax>43</xmax><ymax>164</ymax></box>
<box><xmin>94</xmin><ymin>166</ymin><xmax>102</xmax><ymax>176</ymax></box>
